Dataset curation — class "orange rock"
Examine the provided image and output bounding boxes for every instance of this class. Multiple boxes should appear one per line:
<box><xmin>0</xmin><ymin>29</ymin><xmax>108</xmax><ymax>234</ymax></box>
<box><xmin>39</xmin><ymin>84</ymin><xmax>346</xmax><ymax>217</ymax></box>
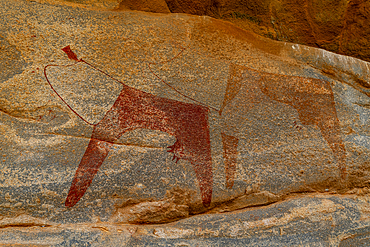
<box><xmin>116</xmin><ymin>0</ymin><xmax>171</xmax><ymax>13</ymax></box>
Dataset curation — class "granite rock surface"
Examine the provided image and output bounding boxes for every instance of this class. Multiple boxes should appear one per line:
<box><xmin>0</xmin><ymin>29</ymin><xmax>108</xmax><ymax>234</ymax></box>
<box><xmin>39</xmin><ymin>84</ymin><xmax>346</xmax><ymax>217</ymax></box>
<box><xmin>164</xmin><ymin>0</ymin><xmax>370</xmax><ymax>62</ymax></box>
<box><xmin>1</xmin><ymin>0</ymin><xmax>370</xmax><ymax>245</ymax></box>
<box><xmin>43</xmin><ymin>0</ymin><xmax>370</xmax><ymax>63</ymax></box>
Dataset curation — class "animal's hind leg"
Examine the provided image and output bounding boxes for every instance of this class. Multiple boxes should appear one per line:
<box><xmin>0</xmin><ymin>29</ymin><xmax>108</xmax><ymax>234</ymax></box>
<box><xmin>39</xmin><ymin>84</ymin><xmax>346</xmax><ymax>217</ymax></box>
<box><xmin>221</xmin><ymin>132</ymin><xmax>239</xmax><ymax>189</ymax></box>
<box><xmin>173</xmin><ymin>104</ymin><xmax>214</xmax><ymax>207</ymax></box>
<box><xmin>167</xmin><ymin>136</ymin><xmax>214</xmax><ymax>207</ymax></box>
<box><xmin>316</xmin><ymin>114</ymin><xmax>347</xmax><ymax>180</ymax></box>
<box><xmin>192</xmin><ymin>158</ymin><xmax>213</xmax><ymax>207</ymax></box>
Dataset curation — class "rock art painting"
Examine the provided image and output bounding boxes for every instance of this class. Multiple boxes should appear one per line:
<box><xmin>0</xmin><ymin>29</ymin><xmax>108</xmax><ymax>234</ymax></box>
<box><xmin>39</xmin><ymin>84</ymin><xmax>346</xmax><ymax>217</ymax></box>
<box><xmin>4</xmin><ymin>1</ymin><xmax>370</xmax><ymax>244</ymax></box>
<box><xmin>220</xmin><ymin>63</ymin><xmax>347</xmax><ymax>188</ymax></box>
<box><xmin>44</xmin><ymin>45</ymin><xmax>346</xmax><ymax>208</ymax></box>
<box><xmin>44</xmin><ymin>46</ymin><xmax>213</xmax><ymax>208</ymax></box>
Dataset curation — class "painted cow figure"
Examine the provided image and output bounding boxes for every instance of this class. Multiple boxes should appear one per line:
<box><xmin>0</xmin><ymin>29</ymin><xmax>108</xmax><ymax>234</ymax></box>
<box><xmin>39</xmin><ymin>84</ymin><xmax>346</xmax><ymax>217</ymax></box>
<box><xmin>220</xmin><ymin>64</ymin><xmax>346</xmax><ymax>188</ymax></box>
<box><xmin>45</xmin><ymin>46</ymin><xmax>213</xmax><ymax>208</ymax></box>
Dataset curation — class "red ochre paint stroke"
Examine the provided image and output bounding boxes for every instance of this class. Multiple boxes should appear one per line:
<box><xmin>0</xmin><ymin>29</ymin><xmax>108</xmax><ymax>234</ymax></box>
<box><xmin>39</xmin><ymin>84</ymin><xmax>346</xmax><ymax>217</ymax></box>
<box><xmin>62</xmin><ymin>45</ymin><xmax>80</xmax><ymax>62</ymax></box>
<box><xmin>44</xmin><ymin>46</ymin><xmax>213</xmax><ymax>208</ymax></box>
<box><xmin>221</xmin><ymin>132</ymin><xmax>239</xmax><ymax>189</ymax></box>
<box><xmin>221</xmin><ymin>64</ymin><xmax>347</xmax><ymax>188</ymax></box>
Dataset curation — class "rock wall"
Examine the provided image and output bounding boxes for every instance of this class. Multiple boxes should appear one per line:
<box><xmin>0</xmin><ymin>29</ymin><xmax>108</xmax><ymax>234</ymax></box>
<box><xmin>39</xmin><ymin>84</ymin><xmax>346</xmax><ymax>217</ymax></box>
<box><xmin>56</xmin><ymin>0</ymin><xmax>370</xmax><ymax>62</ymax></box>
<box><xmin>166</xmin><ymin>0</ymin><xmax>370</xmax><ymax>63</ymax></box>
<box><xmin>1</xmin><ymin>0</ymin><xmax>370</xmax><ymax>245</ymax></box>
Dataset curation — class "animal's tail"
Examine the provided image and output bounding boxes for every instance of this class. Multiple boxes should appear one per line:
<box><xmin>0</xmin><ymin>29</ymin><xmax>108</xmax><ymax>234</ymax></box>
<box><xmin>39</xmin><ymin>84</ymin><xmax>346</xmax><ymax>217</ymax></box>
<box><xmin>65</xmin><ymin>138</ymin><xmax>112</xmax><ymax>207</ymax></box>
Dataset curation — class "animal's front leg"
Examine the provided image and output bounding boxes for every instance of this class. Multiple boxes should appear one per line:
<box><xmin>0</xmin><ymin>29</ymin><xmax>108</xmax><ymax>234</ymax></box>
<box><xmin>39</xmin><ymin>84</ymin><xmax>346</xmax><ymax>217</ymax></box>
<box><xmin>65</xmin><ymin>92</ymin><xmax>129</xmax><ymax>207</ymax></box>
<box><xmin>65</xmin><ymin>137</ymin><xmax>112</xmax><ymax>207</ymax></box>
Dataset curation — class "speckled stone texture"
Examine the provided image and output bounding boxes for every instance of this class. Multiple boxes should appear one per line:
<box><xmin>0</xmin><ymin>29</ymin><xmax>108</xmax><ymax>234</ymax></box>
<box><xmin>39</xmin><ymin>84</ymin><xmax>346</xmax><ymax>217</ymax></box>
<box><xmin>1</xmin><ymin>0</ymin><xmax>370</xmax><ymax>245</ymax></box>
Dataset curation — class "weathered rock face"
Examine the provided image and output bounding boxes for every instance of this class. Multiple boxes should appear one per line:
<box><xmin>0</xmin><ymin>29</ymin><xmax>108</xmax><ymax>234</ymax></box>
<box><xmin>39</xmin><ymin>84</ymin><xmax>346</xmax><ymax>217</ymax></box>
<box><xmin>1</xmin><ymin>194</ymin><xmax>370</xmax><ymax>245</ymax></box>
<box><xmin>1</xmin><ymin>0</ymin><xmax>370</xmax><ymax>245</ymax></box>
<box><xmin>117</xmin><ymin>0</ymin><xmax>170</xmax><ymax>13</ymax></box>
<box><xmin>67</xmin><ymin>0</ymin><xmax>370</xmax><ymax>63</ymax></box>
<box><xmin>165</xmin><ymin>0</ymin><xmax>370</xmax><ymax>63</ymax></box>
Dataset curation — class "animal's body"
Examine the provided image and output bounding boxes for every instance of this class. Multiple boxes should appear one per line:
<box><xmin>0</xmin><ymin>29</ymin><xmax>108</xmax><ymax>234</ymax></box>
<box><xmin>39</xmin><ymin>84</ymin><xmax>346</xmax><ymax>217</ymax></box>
<box><xmin>64</xmin><ymin>83</ymin><xmax>213</xmax><ymax>207</ymax></box>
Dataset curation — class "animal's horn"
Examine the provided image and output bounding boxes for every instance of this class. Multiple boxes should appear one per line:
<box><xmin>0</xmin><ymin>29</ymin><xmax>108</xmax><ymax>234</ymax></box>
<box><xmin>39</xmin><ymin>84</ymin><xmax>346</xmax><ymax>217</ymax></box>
<box><xmin>62</xmin><ymin>45</ymin><xmax>79</xmax><ymax>61</ymax></box>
